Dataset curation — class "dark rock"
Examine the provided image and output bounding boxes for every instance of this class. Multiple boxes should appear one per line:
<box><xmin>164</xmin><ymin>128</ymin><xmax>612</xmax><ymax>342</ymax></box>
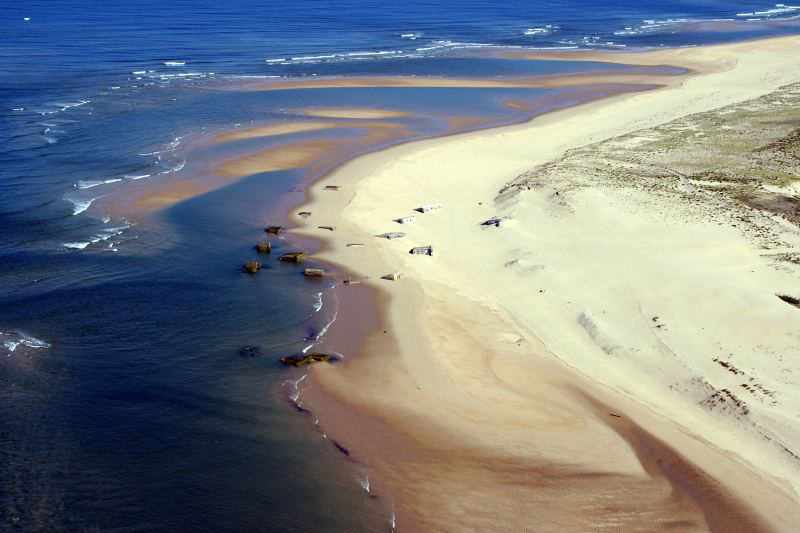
<box><xmin>409</xmin><ymin>245</ymin><xmax>433</xmax><ymax>256</ymax></box>
<box><xmin>265</xmin><ymin>226</ymin><xmax>282</xmax><ymax>235</ymax></box>
<box><xmin>256</xmin><ymin>242</ymin><xmax>271</xmax><ymax>253</ymax></box>
<box><xmin>279</xmin><ymin>252</ymin><xmax>307</xmax><ymax>262</ymax></box>
<box><xmin>242</xmin><ymin>261</ymin><xmax>262</xmax><ymax>273</ymax></box>
<box><xmin>280</xmin><ymin>352</ymin><xmax>337</xmax><ymax>367</ymax></box>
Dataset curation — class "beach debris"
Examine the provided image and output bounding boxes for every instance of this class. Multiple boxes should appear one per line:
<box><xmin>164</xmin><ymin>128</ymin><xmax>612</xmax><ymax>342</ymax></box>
<box><xmin>304</xmin><ymin>268</ymin><xmax>325</xmax><ymax>277</ymax></box>
<box><xmin>318</xmin><ymin>225</ymin><xmax>336</xmax><ymax>231</ymax></box>
<box><xmin>240</xmin><ymin>346</ymin><xmax>261</xmax><ymax>358</ymax></box>
<box><xmin>343</xmin><ymin>278</ymin><xmax>361</xmax><ymax>285</ymax></box>
<box><xmin>298</xmin><ymin>211</ymin><xmax>312</xmax><ymax>219</ymax></box>
<box><xmin>280</xmin><ymin>352</ymin><xmax>338</xmax><ymax>367</ymax></box>
<box><xmin>409</xmin><ymin>245</ymin><xmax>433</xmax><ymax>256</ymax></box>
<box><xmin>324</xmin><ymin>185</ymin><xmax>340</xmax><ymax>191</ymax></box>
<box><xmin>381</xmin><ymin>273</ymin><xmax>403</xmax><ymax>281</ymax></box>
<box><xmin>266</xmin><ymin>225</ymin><xmax>282</xmax><ymax>234</ymax></box>
<box><xmin>481</xmin><ymin>215</ymin><xmax>513</xmax><ymax>227</ymax></box>
<box><xmin>380</xmin><ymin>232</ymin><xmax>406</xmax><ymax>240</ymax></box>
<box><xmin>256</xmin><ymin>242</ymin><xmax>272</xmax><ymax>253</ymax></box>
<box><xmin>242</xmin><ymin>261</ymin><xmax>262</xmax><ymax>273</ymax></box>
<box><xmin>415</xmin><ymin>203</ymin><xmax>442</xmax><ymax>213</ymax></box>
<box><xmin>394</xmin><ymin>215</ymin><xmax>416</xmax><ymax>224</ymax></box>
<box><xmin>279</xmin><ymin>252</ymin><xmax>307</xmax><ymax>262</ymax></box>
<box><xmin>346</xmin><ymin>243</ymin><xmax>366</xmax><ymax>247</ymax></box>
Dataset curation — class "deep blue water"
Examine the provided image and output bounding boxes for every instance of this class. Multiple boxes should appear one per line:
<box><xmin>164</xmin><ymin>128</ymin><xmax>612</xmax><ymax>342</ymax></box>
<box><xmin>1</xmin><ymin>1</ymin><xmax>799</xmax><ymax>531</ymax></box>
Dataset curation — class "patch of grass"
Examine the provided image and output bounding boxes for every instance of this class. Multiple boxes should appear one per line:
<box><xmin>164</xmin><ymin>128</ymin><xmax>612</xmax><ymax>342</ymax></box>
<box><xmin>777</xmin><ymin>294</ymin><xmax>800</xmax><ymax>308</ymax></box>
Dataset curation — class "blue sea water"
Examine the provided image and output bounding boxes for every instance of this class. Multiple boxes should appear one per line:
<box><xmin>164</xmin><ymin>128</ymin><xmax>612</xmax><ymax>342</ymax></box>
<box><xmin>0</xmin><ymin>1</ymin><xmax>798</xmax><ymax>531</ymax></box>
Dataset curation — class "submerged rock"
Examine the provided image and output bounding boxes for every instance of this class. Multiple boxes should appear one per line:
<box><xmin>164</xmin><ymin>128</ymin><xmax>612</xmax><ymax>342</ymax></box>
<box><xmin>280</xmin><ymin>352</ymin><xmax>337</xmax><ymax>367</ymax></box>
<box><xmin>240</xmin><ymin>346</ymin><xmax>261</xmax><ymax>358</ymax></box>
<box><xmin>304</xmin><ymin>268</ymin><xmax>325</xmax><ymax>277</ymax></box>
<box><xmin>242</xmin><ymin>261</ymin><xmax>262</xmax><ymax>273</ymax></box>
<box><xmin>265</xmin><ymin>225</ymin><xmax>282</xmax><ymax>235</ymax></box>
<box><xmin>256</xmin><ymin>242</ymin><xmax>271</xmax><ymax>253</ymax></box>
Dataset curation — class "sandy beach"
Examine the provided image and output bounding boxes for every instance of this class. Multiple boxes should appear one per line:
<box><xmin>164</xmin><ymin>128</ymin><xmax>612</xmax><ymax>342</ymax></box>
<box><xmin>282</xmin><ymin>35</ymin><xmax>800</xmax><ymax>531</ymax></box>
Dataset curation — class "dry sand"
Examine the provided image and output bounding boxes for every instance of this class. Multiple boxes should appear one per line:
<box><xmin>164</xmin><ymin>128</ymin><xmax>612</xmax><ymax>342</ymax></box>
<box><xmin>286</xmin><ymin>35</ymin><xmax>800</xmax><ymax>531</ymax></box>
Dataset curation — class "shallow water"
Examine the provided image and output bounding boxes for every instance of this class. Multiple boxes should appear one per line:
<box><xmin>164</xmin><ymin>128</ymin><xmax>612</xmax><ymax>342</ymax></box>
<box><xmin>1</xmin><ymin>0</ymin><xmax>799</xmax><ymax>531</ymax></box>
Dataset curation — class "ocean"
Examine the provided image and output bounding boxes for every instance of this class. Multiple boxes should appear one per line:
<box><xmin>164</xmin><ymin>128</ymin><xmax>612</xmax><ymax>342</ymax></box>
<box><xmin>1</xmin><ymin>1</ymin><xmax>798</xmax><ymax>531</ymax></box>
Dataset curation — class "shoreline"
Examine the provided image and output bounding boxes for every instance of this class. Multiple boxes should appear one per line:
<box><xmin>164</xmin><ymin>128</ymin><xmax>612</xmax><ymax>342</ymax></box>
<box><xmin>285</xmin><ymin>34</ymin><xmax>800</xmax><ymax>531</ymax></box>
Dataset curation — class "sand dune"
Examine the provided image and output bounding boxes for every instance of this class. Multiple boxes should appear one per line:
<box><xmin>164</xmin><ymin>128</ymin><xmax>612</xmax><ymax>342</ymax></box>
<box><xmin>289</xmin><ymin>35</ymin><xmax>800</xmax><ymax>531</ymax></box>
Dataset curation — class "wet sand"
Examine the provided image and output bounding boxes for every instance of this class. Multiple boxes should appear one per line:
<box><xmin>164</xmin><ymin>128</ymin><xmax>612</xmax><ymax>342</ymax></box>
<box><xmin>284</xmin><ymin>35</ymin><xmax>800</xmax><ymax>531</ymax></box>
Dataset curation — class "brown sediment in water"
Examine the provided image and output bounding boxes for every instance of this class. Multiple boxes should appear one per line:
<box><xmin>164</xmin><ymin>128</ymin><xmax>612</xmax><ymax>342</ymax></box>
<box><xmin>104</xmin><ymin>119</ymin><xmax>417</xmax><ymax>217</ymax></box>
<box><xmin>213</xmin><ymin>110</ymin><xmax>410</xmax><ymax>142</ymax></box>
<box><xmin>214</xmin><ymin>121</ymin><xmax>337</xmax><ymax>142</ymax></box>
<box><xmin>246</xmin><ymin>71</ymin><xmax>683</xmax><ymax>92</ymax></box>
<box><xmin>299</xmin><ymin>107</ymin><xmax>411</xmax><ymax>119</ymax></box>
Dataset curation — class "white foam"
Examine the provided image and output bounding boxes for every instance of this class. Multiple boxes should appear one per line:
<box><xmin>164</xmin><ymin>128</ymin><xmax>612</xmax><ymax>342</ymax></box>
<box><xmin>158</xmin><ymin>159</ymin><xmax>185</xmax><ymax>174</ymax></box>
<box><xmin>284</xmin><ymin>373</ymin><xmax>309</xmax><ymax>403</ymax></box>
<box><xmin>76</xmin><ymin>178</ymin><xmax>122</xmax><ymax>189</ymax></box>
<box><xmin>1</xmin><ymin>331</ymin><xmax>51</xmax><ymax>356</ymax></box>
<box><xmin>53</xmin><ymin>100</ymin><xmax>90</xmax><ymax>111</ymax></box>
<box><xmin>523</xmin><ymin>25</ymin><xmax>558</xmax><ymax>36</ymax></box>
<box><xmin>265</xmin><ymin>58</ymin><xmax>287</xmax><ymax>63</ymax></box>
<box><xmin>290</xmin><ymin>54</ymin><xmax>337</xmax><ymax>61</ymax></box>
<box><xmin>66</xmin><ymin>193</ymin><xmax>104</xmax><ymax>215</ymax></box>
<box><xmin>164</xmin><ymin>61</ymin><xmax>186</xmax><ymax>66</ymax></box>
<box><xmin>63</xmin><ymin>224</ymin><xmax>128</xmax><ymax>251</ymax></box>
<box><xmin>124</xmin><ymin>174</ymin><xmax>152</xmax><ymax>180</ymax></box>
<box><xmin>313</xmin><ymin>292</ymin><xmax>323</xmax><ymax>312</ymax></box>
<box><xmin>64</xmin><ymin>241</ymin><xmax>90</xmax><ymax>250</ymax></box>
<box><xmin>132</xmin><ymin>70</ymin><xmax>146</xmax><ymax>74</ymax></box>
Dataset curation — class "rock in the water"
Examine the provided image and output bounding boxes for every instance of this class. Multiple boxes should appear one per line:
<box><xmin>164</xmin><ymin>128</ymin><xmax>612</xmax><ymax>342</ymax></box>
<box><xmin>265</xmin><ymin>225</ymin><xmax>282</xmax><ymax>235</ymax></box>
<box><xmin>279</xmin><ymin>252</ymin><xmax>307</xmax><ymax>262</ymax></box>
<box><xmin>304</xmin><ymin>268</ymin><xmax>325</xmax><ymax>277</ymax></box>
<box><xmin>243</xmin><ymin>261</ymin><xmax>262</xmax><ymax>273</ymax></box>
<box><xmin>280</xmin><ymin>352</ymin><xmax>337</xmax><ymax>367</ymax></box>
<box><xmin>240</xmin><ymin>346</ymin><xmax>261</xmax><ymax>357</ymax></box>
<box><xmin>256</xmin><ymin>242</ymin><xmax>271</xmax><ymax>253</ymax></box>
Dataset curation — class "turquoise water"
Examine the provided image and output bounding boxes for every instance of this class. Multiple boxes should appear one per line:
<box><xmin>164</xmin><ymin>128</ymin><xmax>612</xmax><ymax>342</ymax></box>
<box><xmin>1</xmin><ymin>1</ymin><xmax>799</xmax><ymax>531</ymax></box>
